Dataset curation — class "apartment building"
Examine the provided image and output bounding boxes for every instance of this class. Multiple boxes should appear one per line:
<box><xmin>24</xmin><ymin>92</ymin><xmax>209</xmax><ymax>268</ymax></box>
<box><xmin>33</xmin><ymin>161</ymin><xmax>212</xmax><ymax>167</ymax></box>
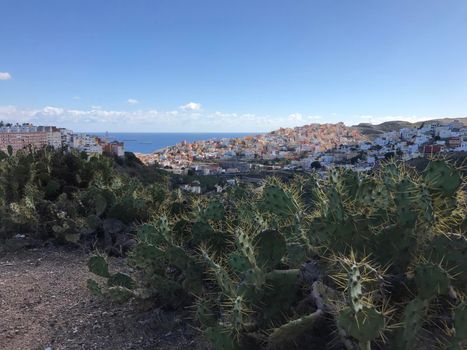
<box><xmin>72</xmin><ymin>134</ymin><xmax>103</xmax><ymax>154</ymax></box>
<box><xmin>0</xmin><ymin>130</ymin><xmax>48</xmax><ymax>153</ymax></box>
<box><xmin>102</xmin><ymin>141</ymin><xmax>124</xmax><ymax>157</ymax></box>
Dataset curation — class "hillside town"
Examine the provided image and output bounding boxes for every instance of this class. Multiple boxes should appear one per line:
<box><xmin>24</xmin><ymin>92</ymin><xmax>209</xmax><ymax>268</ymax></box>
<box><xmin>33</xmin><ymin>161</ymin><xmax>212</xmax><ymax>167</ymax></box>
<box><xmin>1</xmin><ymin>120</ymin><xmax>465</xmax><ymax>178</ymax></box>
<box><xmin>136</xmin><ymin>119</ymin><xmax>467</xmax><ymax>176</ymax></box>
<box><xmin>0</xmin><ymin>122</ymin><xmax>124</xmax><ymax>157</ymax></box>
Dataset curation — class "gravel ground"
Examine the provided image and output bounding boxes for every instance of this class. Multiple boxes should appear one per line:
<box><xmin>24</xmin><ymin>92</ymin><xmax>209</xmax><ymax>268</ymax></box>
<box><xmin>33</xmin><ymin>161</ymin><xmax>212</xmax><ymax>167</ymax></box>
<box><xmin>0</xmin><ymin>243</ymin><xmax>207</xmax><ymax>350</ymax></box>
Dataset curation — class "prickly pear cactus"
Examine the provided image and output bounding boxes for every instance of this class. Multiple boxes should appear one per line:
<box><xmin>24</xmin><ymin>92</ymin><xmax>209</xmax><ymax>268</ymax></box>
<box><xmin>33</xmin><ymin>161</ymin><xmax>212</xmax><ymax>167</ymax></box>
<box><xmin>88</xmin><ymin>255</ymin><xmax>110</xmax><ymax>278</ymax></box>
<box><xmin>107</xmin><ymin>272</ymin><xmax>135</xmax><ymax>289</ymax></box>
<box><xmin>202</xmin><ymin>200</ymin><xmax>225</xmax><ymax>221</ymax></box>
<box><xmin>423</xmin><ymin>160</ymin><xmax>462</xmax><ymax>195</ymax></box>
<box><xmin>87</xmin><ymin>255</ymin><xmax>136</xmax><ymax>303</ymax></box>
<box><xmin>76</xmin><ymin>158</ymin><xmax>466</xmax><ymax>350</ymax></box>
<box><xmin>258</xmin><ymin>184</ymin><xmax>295</xmax><ymax>217</ymax></box>
<box><xmin>204</xmin><ymin>326</ymin><xmax>241</xmax><ymax>350</ymax></box>
<box><xmin>394</xmin><ymin>179</ymin><xmax>418</xmax><ymax>227</ymax></box>
<box><xmin>268</xmin><ymin>310</ymin><xmax>323</xmax><ymax>348</ymax></box>
<box><xmin>192</xmin><ymin>221</ymin><xmax>227</xmax><ymax>251</ymax></box>
<box><xmin>392</xmin><ymin>298</ymin><xmax>427</xmax><ymax>350</ymax></box>
<box><xmin>428</xmin><ymin>234</ymin><xmax>467</xmax><ymax>289</ymax></box>
<box><xmin>414</xmin><ymin>262</ymin><xmax>450</xmax><ymax>300</ymax></box>
<box><xmin>337</xmin><ymin>306</ymin><xmax>385</xmax><ymax>348</ymax></box>
<box><xmin>253</xmin><ymin>229</ymin><xmax>286</xmax><ymax>271</ymax></box>
<box><xmin>451</xmin><ymin>301</ymin><xmax>467</xmax><ymax>346</ymax></box>
<box><xmin>370</xmin><ymin>225</ymin><xmax>415</xmax><ymax>272</ymax></box>
<box><xmin>348</xmin><ymin>263</ymin><xmax>363</xmax><ymax>312</ymax></box>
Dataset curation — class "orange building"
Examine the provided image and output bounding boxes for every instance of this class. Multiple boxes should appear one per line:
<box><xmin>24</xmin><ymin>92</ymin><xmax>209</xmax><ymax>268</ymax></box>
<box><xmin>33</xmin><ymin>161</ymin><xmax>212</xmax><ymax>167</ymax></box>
<box><xmin>0</xmin><ymin>131</ymin><xmax>48</xmax><ymax>153</ymax></box>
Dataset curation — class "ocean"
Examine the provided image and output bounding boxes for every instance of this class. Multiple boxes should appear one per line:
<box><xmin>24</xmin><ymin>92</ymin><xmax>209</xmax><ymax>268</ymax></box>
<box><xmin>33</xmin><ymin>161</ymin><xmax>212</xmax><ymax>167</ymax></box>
<box><xmin>88</xmin><ymin>132</ymin><xmax>257</xmax><ymax>154</ymax></box>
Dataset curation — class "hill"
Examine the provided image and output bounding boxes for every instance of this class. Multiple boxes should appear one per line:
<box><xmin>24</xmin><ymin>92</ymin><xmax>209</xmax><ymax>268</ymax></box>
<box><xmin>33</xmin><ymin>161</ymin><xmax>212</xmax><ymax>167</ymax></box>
<box><xmin>353</xmin><ymin>117</ymin><xmax>467</xmax><ymax>139</ymax></box>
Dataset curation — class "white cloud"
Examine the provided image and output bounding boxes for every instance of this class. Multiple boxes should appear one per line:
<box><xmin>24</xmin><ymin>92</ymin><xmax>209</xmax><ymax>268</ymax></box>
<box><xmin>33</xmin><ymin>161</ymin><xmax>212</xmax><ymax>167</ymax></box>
<box><xmin>91</xmin><ymin>105</ymin><xmax>102</xmax><ymax>109</ymax></box>
<box><xmin>180</xmin><ymin>102</ymin><xmax>202</xmax><ymax>111</ymax></box>
<box><xmin>127</xmin><ymin>98</ymin><xmax>139</xmax><ymax>105</ymax></box>
<box><xmin>288</xmin><ymin>113</ymin><xmax>322</xmax><ymax>123</ymax></box>
<box><xmin>0</xmin><ymin>72</ymin><xmax>12</xmax><ymax>80</ymax></box>
<box><xmin>42</xmin><ymin>106</ymin><xmax>65</xmax><ymax>115</ymax></box>
<box><xmin>288</xmin><ymin>113</ymin><xmax>303</xmax><ymax>122</ymax></box>
<box><xmin>1</xmin><ymin>104</ymin><xmax>463</xmax><ymax>132</ymax></box>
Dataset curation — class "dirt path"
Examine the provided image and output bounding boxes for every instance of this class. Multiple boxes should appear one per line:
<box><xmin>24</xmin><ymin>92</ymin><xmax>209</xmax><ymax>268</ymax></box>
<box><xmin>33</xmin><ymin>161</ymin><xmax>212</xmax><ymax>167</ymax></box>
<box><xmin>0</xmin><ymin>245</ymin><xmax>205</xmax><ymax>350</ymax></box>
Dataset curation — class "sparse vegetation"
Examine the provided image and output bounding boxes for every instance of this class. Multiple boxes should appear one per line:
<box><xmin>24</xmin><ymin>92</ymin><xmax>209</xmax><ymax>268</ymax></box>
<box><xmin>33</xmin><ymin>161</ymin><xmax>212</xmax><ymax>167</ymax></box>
<box><xmin>1</xmin><ymin>148</ymin><xmax>466</xmax><ymax>349</ymax></box>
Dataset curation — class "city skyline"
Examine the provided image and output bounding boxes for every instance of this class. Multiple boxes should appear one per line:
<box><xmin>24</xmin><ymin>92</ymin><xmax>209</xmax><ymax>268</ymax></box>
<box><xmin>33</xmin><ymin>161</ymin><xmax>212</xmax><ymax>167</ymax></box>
<box><xmin>1</xmin><ymin>0</ymin><xmax>467</xmax><ymax>132</ymax></box>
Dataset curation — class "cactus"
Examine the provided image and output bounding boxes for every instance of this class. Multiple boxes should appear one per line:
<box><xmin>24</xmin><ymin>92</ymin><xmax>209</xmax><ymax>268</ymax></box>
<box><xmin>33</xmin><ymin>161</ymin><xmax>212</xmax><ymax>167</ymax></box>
<box><xmin>88</xmin><ymin>255</ymin><xmax>110</xmax><ymax>277</ymax></box>
<box><xmin>258</xmin><ymin>184</ymin><xmax>296</xmax><ymax>217</ymax></box>
<box><xmin>307</xmin><ymin>217</ymin><xmax>337</xmax><ymax>246</ymax></box>
<box><xmin>228</xmin><ymin>251</ymin><xmax>251</xmax><ymax>273</ymax></box>
<box><xmin>423</xmin><ymin>160</ymin><xmax>462</xmax><ymax>196</ymax></box>
<box><xmin>391</xmin><ymin>298</ymin><xmax>427</xmax><ymax>350</ymax></box>
<box><xmin>129</xmin><ymin>242</ymin><xmax>165</xmax><ymax>271</ymax></box>
<box><xmin>230</xmin><ymin>295</ymin><xmax>246</xmax><ymax>335</ymax></box>
<box><xmin>11</xmin><ymin>157</ymin><xmax>456</xmax><ymax>350</ymax></box>
<box><xmin>267</xmin><ymin>310</ymin><xmax>323</xmax><ymax>348</ymax></box>
<box><xmin>195</xmin><ymin>301</ymin><xmax>216</xmax><ymax>328</ymax></box>
<box><xmin>236</xmin><ymin>227</ymin><xmax>257</xmax><ymax>267</ymax></box>
<box><xmin>87</xmin><ymin>278</ymin><xmax>102</xmax><ymax>296</ymax></box>
<box><xmin>331</xmin><ymin>258</ymin><xmax>388</xmax><ymax>350</ymax></box>
<box><xmin>253</xmin><ymin>229</ymin><xmax>286</xmax><ymax>271</ymax></box>
<box><xmin>394</xmin><ymin>179</ymin><xmax>418</xmax><ymax>227</ymax></box>
<box><xmin>285</xmin><ymin>242</ymin><xmax>308</xmax><ymax>268</ymax></box>
<box><xmin>192</xmin><ymin>221</ymin><xmax>228</xmax><ymax>251</ymax></box>
<box><xmin>202</xmin><ymin>200</ymin><xmax>225</xmax><ymax>221</ymax></box>
<box><xmin>428</xmin><ymin>234</ymin><xmax>467</xmax><ymax>290</ymax></box>
<box><xmin>337</xmin><ymin>306</ymin><xmax>385</xmax><ymax>350</ymax></box>
<box><xmin>107</xmin><ymin>286</ymin><xmax>134</xmax><ymax>303</ymax></box>
<box><xmin>258</xmin><ymin>269</ymin><xmax>300</xmax><ymax>323</ymax></box>
<box><xmin>449</xmin><ymin>301</ymin><xmax>467</xmax><ymax>348</ymax></box>
<box><xmin>201</xmin><ymin>248</ymin><xmax>235</xmax><ymax>297</ymax></box>
<box><xmin>348</xmin><ymin>263</ymin><xmax>364</xmax><ymax>312</ymax></box>
<box><xmin>414</xmin><ymin>262</ymin><xmax>450</xmax><ymax>300</ymax></box>
<box><xmin>107</xmin><ymin>272</ymin><xmax>135</xmax><ymax>289</ymax></box>
<box><xmin>87</xmin><ymin>255</ymin><xmax>136</xmax><ymax>303</ymax></box>
<box><xmin>370</xmin><ymin>225</ymin><xmax>415</xmax><ymax>273</ymax></box>
<box><xmin>204</xmin><ymin>326</ymin><xmax>242</xmax><ymax>350</ymax></box>
<box><xmin>337</xmin><ymin>168</ymin><xmax>360</xmax><ymax>199</ymax></box>
<box><xmin>382</xmin><ymin>162</ymin><xmax>400</xmax><ymax>191</ymax></box>
<box><xmin>356</xmin><ymin>178</ymin><xmax>390</xmax><ymax>210</ymax></box>
<box><xmin>326</xmin><ymin>187</ymin><xmax>345</xmax><ymax>222</ymax></box>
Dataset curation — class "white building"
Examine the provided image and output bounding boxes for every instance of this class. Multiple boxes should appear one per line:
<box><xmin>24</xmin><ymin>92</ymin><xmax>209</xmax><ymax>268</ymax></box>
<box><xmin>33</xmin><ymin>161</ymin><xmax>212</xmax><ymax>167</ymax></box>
<box><xmin>60</xmin><ymin>128</ymin><xmax>74</xmax><ymax>147</ymax></box>
<box><xmin>72</xmin><ymin>134</ymin><xmax>103</xmax><ymax>154</ymax></box>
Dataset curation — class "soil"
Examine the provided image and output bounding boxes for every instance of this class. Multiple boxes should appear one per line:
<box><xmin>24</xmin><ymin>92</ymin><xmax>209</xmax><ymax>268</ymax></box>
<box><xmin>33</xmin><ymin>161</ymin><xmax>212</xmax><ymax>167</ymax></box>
<box><xmin>0</xmin><ymin>242</ymin><xmax>207</xmax><ymax>350</ymax></box>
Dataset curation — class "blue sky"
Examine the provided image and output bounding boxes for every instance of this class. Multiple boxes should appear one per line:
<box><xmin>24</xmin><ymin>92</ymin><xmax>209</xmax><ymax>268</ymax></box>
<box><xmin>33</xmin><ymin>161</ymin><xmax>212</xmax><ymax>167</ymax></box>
<box><xmin>0</xmin><ymin>0</ymin><xmax>466</xmax><ymax>132</ymax></box>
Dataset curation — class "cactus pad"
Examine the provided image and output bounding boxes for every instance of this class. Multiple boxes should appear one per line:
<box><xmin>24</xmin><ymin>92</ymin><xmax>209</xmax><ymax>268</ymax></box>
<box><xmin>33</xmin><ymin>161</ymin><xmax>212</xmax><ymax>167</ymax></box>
<box><xmin>453</xmin><ymin>301</ymin><xmax>467</xmax><ymax>340</ymax></box>
<box><xmin>108</xmin><ymin>286</ymin><xmax>134</xmax><ymax>303</ymax></box>
<box><xmin>337</xmin><ymin>306</ymin><xmax>385</xmax><ymax>343</ymax></box>
<box><xmin>423</xmin><ymin>160</ymin><xmax>462</xmax><ymax>195</ymax></box>
<box><xmin>203</xmin><ymin>200</ymin><xmax>225</xmax><ymax>221</ymax></box>
<box><xmin>88</xmin><ymin>255</ymin><xmax>110</xmax><ymax>278</ymax></box>
<box><xmin>259</xmin><ymin>185</ymin><xmax>295</xmax><ymax>217</ymax></box>
<box><xmin>414</xmin><ymin>262</ymin><xmax>450</xmax><ymax>300</ymax></box>
<box><xmin>107</xmin><ymin>272</ymin><xmax>135</xmax><ymax>290</ymax></box>
<box><xmin>253</xmin><ymin>229</ymin><xmax>286</xmax><ymax>271</ymax></box>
